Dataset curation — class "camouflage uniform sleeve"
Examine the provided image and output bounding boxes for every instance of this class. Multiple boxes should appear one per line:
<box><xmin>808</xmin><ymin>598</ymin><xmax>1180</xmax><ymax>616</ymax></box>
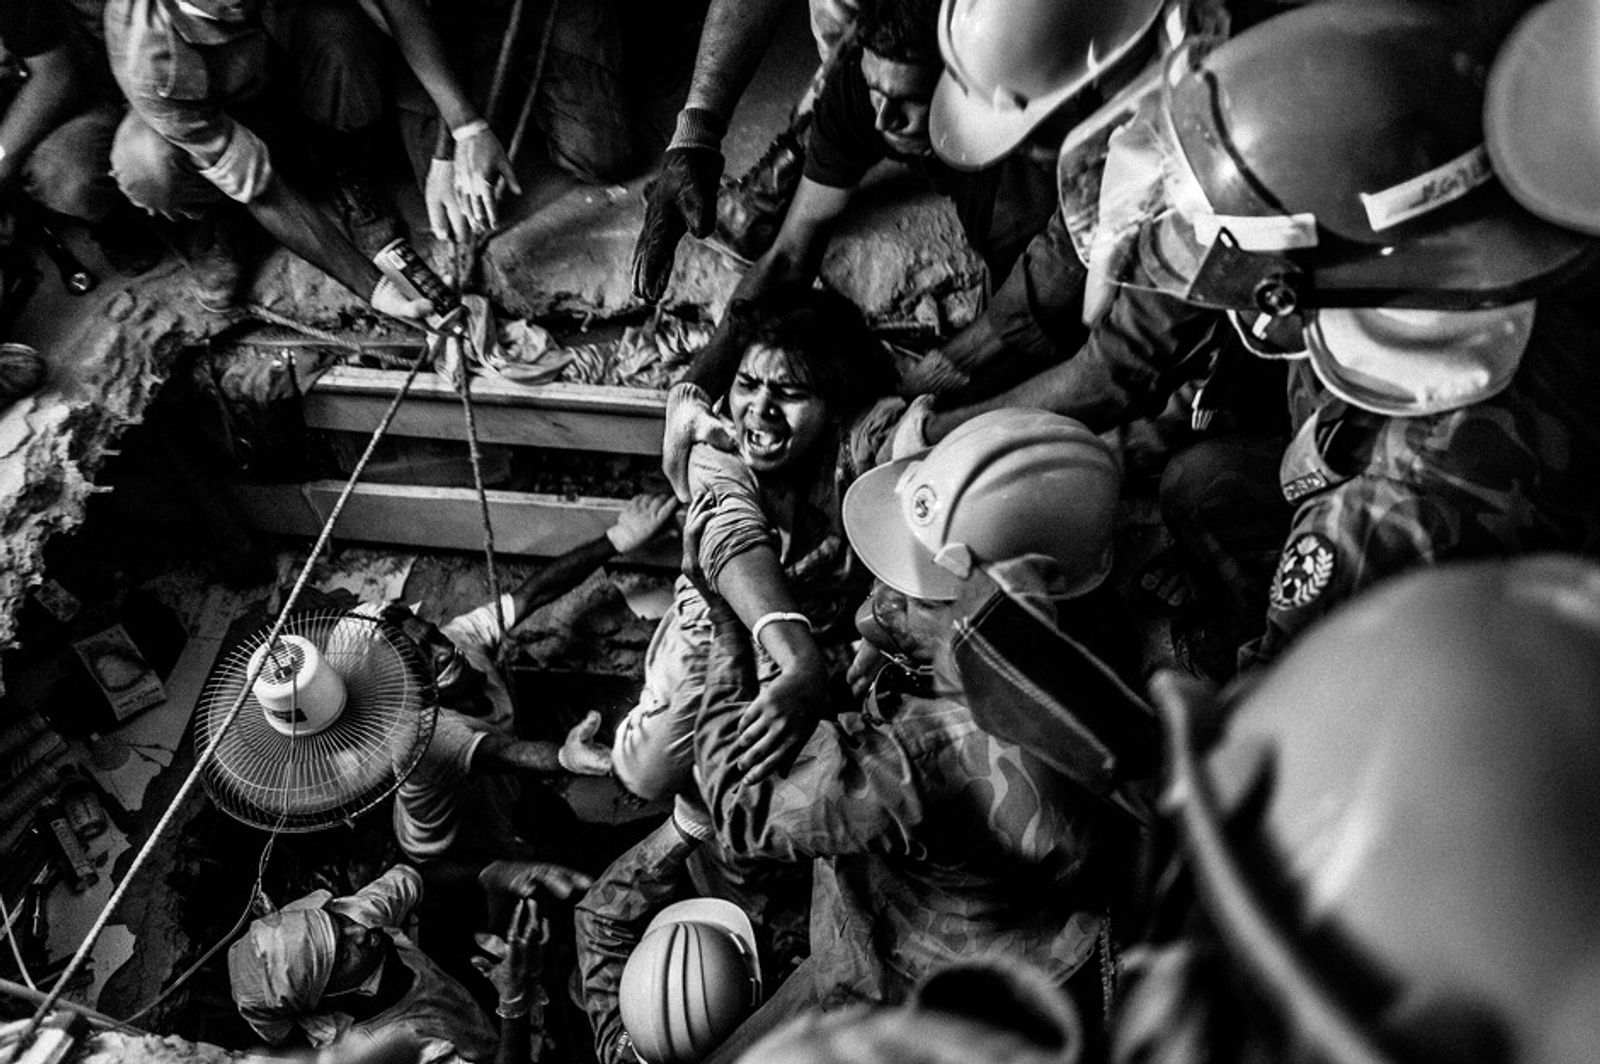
<box><xmin>694</xmin><ymin>609</ymin><xmax>929</xmax><ymax>862</ymax></box>
<box><xmin>1243</xmin><ymin>476</ymin><xmax>1449</xmax><ymax>668</ymax></box>
<box><xmin>574</xmin><ymin>819</ymin><xmax>699</xmax><ymax>1064</ymax></box>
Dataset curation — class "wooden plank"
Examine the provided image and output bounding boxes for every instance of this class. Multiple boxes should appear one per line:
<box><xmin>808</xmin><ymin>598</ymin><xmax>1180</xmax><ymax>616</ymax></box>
<box><xmin>228</xmin><ymin>482</ymin><xmax>678</xmax><ymax>565</ymax></box>
<box><xmin>302</xmin><ymin>367</ymin><xmax>667</xmax><ymax>455</ymax></box>
<box><xmin>305</xmin><ymin>392</ymin><xmax>664</xmax><ymax>455</ymax></box>
<box><xmin>309</xmin><ymin>366</ymin><xmax>668</xmax><ymax>413</ymax></box>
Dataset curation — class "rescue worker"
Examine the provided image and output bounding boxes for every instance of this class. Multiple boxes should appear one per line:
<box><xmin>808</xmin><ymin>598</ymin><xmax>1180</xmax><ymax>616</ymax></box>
<box><xmin>1115</xmin><ymin>554</ymin><xmax>1600</xmax><ymax>1064</ymax></box>
<box><xmin>104</xmin><ymin>0</ymin><xmax>512</xmax><ymax>316</ymax></box>
<box><xmin>0</xmin><ymin>0</ymin><xmax>147</xmax><ymax>259</ymax></box>
<box><xmin>577</xmin><ymin>798</ymin><xmax>771</xmax><ymax>1064</ymax></box>
<box><xmin>227</xmin><ymin>861</ymin><xmax>590</xmax><ymax>1063</ymax></box>
<box><xmin>685</xmin><ymin>409</ymin><xmax>1137</xmax><ymax>1061</ymax></box>
<box><xmin>917</xmin><ymin>2</ymin><xmax>1600</xmax><ymax>668</ymax></box>
<box><xmin>630</xmin><ymin>0</ymin><xmax>858</xmax><ymax>302</ymax></box>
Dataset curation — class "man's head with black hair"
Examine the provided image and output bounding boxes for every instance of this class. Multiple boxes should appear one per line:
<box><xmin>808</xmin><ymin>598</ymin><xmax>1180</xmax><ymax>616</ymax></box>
<box><xmin>856</xmin><ymin>0</ymin><xmax>940</xmax><ymax>63</ymax></box>
<box><xmin>853</xmin><ymin>0</ymin><xmax>942</xmax><ymax>157</ymax></box>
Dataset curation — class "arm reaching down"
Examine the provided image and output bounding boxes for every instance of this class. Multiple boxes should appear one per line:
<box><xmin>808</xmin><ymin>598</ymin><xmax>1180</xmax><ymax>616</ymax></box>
<box><xmin>630</xmin><ymin>0</ymin><xmax>792</xmax><ymax>301</ymax></box>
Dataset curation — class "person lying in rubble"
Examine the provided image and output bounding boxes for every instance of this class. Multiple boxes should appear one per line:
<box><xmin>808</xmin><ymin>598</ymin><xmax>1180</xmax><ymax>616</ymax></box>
<box><xmin>678</xmin><ymin>408</ymin><xmax>1136</xmax><ymax>1062</ymax></box>
<box><xmin>0</xmin><ymin>0</ymin><xmax>156</xmax><ymax>272</ymax></box>
<box><xmin>104</xmin><ymin>0</ymin><xmax>516</xmax><ymax>318</ymax></box>
<box><xmin>227</xmin><ymin>861</ymin><xmax>591</xmax><ymax>1064</ymax></box>
<box><xmin>611</xmin><ymin>284</ymin><xmax>902</xmax><ymax>802</ymax></box>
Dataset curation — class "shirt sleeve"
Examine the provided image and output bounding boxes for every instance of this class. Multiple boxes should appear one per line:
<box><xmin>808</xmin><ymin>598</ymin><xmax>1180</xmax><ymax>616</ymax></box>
<box><xmin>103</xmin><ymin>1</ymin><xmax>274</xmax><ymax>202</ymax></box>
<box><xmin>686</xmin><ymin>443</ymin><xmax>779</xmax><ymax>591</ymax></box>
<box><xmin>802</xmin><ymin>50</ymin><xmax>885</xmax><ymax>190</ymax></box>
<box><xmin>574</xmin><ymin>820</ymin><xmax>700</xmax><ymax>1064</ymax></box>
<box><xmin>692</xmin><ymin>610</ymin><xmax>931</xmax><ymax>863</ymax></box>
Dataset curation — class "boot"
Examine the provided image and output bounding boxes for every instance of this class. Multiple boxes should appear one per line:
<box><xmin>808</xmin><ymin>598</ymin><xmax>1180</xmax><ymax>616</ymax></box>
<box><xmin>709</xmin><ymin>114</ymin><xmax>810</xmax><ymax>263</ymax></box>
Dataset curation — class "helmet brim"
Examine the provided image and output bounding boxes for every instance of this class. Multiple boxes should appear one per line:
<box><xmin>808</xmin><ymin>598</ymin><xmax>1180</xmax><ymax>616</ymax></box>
<box><xmin>1305</xmin><ymin>302</ymin><xmax>1534</xmax><ymax>416</ymax></box>
<box><xmin>930</xmin><ymin>71</ymin><xmax>1082</xmax><ymax>172</ymax></box>
<box><xmin>1486</xmin><ymin>0</ymin><xmax>1600</xmax><ymax>236</ymax></box>
<box><xmin>843</xmin><ymin>459</ymin><xmax>964</xmax><ymax>602</ymax></box>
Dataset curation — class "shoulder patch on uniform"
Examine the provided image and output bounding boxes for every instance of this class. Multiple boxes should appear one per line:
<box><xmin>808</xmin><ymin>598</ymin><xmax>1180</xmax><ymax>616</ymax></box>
<box><xmin>1269</xmin><ymin>533</ymin><xmax>1336</xmax><ymax>611</ymax></box>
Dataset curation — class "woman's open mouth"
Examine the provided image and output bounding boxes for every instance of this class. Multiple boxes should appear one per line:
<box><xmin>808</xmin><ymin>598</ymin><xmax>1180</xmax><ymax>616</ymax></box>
<box><xmin>741</xmin><ymin>425</ymin><xmax>789</xmax><ymax>463</ymax></box>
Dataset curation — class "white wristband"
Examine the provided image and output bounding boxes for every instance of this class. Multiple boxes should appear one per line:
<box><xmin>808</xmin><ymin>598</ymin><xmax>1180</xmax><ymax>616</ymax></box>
<box><xmin>0</xmin><ymin>144</ymin><xmax>8</xmax><ymax>164</ymax></box>
<box><xmin>750</xmin><ymin>611</ymin><xmax>813</xmax><ymax>647</ymax></box>
<box><xmin>451</xmin><ymin>119</ymin><xmax>490</xmax><ymax>143</ymax></box>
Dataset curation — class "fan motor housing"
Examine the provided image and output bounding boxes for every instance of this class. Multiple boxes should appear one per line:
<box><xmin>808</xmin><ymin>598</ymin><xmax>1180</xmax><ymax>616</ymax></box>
<box><xmin>247</xmin><ymin>635</ymin><xmax>348</xmax><ymax>736</ymax></box>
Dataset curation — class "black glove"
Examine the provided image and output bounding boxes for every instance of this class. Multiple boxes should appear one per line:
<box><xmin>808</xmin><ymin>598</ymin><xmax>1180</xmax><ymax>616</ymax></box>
<box><xmin>631</xmin><ymin>109</ymin><xmax>726</xmax><ymax>303</ymax></box>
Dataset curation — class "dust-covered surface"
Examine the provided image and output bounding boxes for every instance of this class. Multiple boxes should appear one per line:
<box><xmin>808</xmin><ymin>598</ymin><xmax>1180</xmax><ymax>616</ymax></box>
<box><xmin>0</xmin><ymin>262</ymin><xmax>222</xmax><ymax>665</ymax></box>
<box><xmin>77</xmin><ymin>1029</ymin><xmax>259</xmax><ymax>1064</ymax></box>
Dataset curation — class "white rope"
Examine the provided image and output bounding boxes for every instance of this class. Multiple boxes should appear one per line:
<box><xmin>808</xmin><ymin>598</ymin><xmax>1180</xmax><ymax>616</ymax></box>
<box><xmin>3</xmin><ymin>332</ymin><xmax>443</xmax><ymax>1061</ymax></box>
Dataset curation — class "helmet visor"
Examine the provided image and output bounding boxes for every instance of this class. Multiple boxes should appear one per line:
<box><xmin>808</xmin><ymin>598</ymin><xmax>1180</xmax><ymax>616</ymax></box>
<box><xmin>1064</xmin><ymin>36</ymin><xmax>1598</xmax><ymax>313</ymax></box>
<box><xmin>1062</xmin><ymin>37</ymin><xmax>1322</xmax><ymax>314</ymax></box>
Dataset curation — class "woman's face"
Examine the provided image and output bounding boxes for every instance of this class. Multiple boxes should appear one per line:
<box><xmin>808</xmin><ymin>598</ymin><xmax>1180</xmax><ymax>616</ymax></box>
<box><xmin>728</xmin><ymin>344</ymin><xmax>833</xmax><ymax>476</ymax></box>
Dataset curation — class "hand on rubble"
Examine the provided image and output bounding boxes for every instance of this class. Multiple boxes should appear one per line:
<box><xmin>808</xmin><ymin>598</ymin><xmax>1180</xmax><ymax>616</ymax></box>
<box><xmin>664</xmin><ymin>382</ymin><xmax>736</xmax><ymax>501</ymax></box>
<box><xmin>370</xmin><ymin>275</ymin><xmax>434</xmax><ymax>322</ymax></box>
<box><xmin>559</xmin><ymin>710</ymin><xmax>613</xmax><ymax>775</ymax></box>
<box><xmin>631</xmin><ymin>142</ymin><xmax>725</xmax><ymax>302</ymax></box>
<box><xmin>454</xmin><ymin>126</ymin><xmax>521</xmax><ymax>232</ymax></box>
<box><xmin>606</xmin><ymin>492</ymin><xmax>681</xmax><ymax>554</ymax></box>
<box><xmin>425</xmin><ymin>157</ymin><xmax>472</xmax><ymax>244</ymax></box>
<box><xmin>479</xmin><ymin>859</ymin><xmax>594</xmax><ymax>901</ymax></box>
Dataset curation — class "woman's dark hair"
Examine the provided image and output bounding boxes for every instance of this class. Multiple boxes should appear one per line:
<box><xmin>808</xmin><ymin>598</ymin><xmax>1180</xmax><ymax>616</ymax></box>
<box><xmin>724</xmin><ymin>283</ymin><xmax>896</xmax><ymax>420</ymax></box>
<box><xmin>856</xmin><ymin>0</ymin><xmax>940</xmax><ymax>63</ymax></box>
